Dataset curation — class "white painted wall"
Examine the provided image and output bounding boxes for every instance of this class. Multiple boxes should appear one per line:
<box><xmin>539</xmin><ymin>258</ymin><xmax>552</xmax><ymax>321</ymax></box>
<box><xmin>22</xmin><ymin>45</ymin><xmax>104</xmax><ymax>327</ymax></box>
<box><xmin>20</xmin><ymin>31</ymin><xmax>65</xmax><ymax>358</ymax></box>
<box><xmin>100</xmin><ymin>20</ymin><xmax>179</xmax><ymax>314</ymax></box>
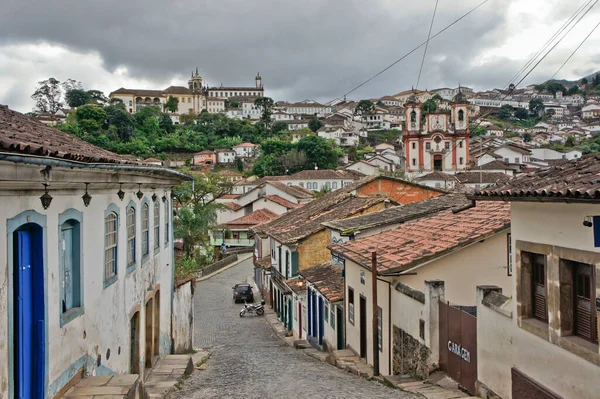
<box><xmin>399</xmin><ymin>231</ymin><xmax>511</xmax><ymax>306</ymax></box>
<box><xmin>0</xmin><ymin>186</ymin><xmax>174</xmax><ymax>397</ymax></box>
<box><xmin>172</xmin><ymin>281</ymin><xmax>194</xmax><ymax>353</ymax></box>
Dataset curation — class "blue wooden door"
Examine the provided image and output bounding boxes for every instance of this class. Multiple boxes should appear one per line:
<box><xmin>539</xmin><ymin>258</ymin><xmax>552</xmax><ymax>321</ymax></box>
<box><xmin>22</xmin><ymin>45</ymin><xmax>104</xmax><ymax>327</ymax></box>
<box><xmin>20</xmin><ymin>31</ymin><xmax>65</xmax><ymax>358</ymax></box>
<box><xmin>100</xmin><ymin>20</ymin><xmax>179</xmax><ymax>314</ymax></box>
<box><xmin>307</xmin><ymin>289</ymin><xmax>312</xmax><ymax>336</ymax></box>
<box><xmin>16</xmin><ymin>230</ymin><xmax>33</xmax><ymax>399</ymax></box>
<box><xmin>312</xmin><ymin>291</ymin><xmax>317</xmax><ymax>339</ymax></box>
<box><xmin>318</xmin><ymin>296</ymin><xmax>324</xmax><ymax>345</ymax></box>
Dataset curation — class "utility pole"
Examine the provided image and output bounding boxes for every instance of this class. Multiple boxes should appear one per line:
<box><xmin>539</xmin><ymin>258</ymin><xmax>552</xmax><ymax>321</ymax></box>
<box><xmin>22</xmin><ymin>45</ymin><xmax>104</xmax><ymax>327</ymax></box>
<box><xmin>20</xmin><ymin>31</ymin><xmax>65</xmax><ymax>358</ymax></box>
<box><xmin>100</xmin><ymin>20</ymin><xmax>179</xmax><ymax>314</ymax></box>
<box><xmin>371</xmin><ymin>251</ymin><xmax>379</xmax><ymax>376</ymax></box>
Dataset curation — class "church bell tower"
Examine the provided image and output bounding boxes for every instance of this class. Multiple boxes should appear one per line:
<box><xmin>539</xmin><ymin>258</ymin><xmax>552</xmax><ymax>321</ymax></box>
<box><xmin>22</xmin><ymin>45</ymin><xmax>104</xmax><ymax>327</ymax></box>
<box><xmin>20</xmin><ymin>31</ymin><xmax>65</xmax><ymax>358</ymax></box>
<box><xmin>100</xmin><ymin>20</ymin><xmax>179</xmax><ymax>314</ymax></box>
<box><xmin>188</xmin><ymin>67</ymin><xmax>203</xmax><ymax>92</ymax></box>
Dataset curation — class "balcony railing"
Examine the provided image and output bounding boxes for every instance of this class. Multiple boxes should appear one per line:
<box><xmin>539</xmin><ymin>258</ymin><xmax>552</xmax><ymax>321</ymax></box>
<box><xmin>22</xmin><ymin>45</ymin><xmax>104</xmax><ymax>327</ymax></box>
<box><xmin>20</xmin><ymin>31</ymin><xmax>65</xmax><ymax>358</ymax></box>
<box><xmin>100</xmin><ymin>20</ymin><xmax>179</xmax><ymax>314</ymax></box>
<box><xmin>210</xmin><ymin>238</ymin><xmax>255</xmax><ymax>247</ymax></box>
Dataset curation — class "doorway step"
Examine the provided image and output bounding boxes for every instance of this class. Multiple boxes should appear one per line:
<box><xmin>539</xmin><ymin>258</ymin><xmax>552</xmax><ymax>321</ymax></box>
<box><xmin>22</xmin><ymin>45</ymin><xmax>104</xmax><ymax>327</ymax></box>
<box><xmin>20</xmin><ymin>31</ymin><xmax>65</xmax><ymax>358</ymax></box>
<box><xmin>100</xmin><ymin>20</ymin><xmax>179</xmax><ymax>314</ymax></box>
<box><xmin>63</xmin><ymin>374</ymin><xmax>138</xmax><ymax>399</ymax></box>
<box><xmin>142</xmin><ymin>355</ymin><xmax>194</xmax><ymax>399</ymax></box>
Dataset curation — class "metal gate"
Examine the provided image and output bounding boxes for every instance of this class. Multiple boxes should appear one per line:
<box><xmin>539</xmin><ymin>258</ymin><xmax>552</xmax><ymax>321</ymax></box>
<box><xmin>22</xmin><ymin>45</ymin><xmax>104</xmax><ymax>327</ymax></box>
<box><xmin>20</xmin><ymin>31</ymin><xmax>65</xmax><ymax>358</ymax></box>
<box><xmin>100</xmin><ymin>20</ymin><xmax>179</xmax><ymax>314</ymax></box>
<box><xmin>439</xmin><ymin>301</ymin><xmax>477</xmax><ymax>394</ymax></box>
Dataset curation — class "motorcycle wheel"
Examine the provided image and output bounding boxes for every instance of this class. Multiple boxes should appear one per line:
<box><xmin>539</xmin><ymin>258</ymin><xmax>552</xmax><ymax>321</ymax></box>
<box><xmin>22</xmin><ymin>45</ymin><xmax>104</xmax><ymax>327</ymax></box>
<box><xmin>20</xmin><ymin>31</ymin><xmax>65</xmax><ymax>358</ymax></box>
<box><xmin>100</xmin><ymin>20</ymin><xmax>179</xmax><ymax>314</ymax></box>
<box><xmin>239</xmin><ymin>310</ymin><xmax>245</xmax><ymax>317</ymax></box>
<box><xmin>256</xmin><ymin>308</ymin><xmax>264</xmax><ymax>316</ymax></box>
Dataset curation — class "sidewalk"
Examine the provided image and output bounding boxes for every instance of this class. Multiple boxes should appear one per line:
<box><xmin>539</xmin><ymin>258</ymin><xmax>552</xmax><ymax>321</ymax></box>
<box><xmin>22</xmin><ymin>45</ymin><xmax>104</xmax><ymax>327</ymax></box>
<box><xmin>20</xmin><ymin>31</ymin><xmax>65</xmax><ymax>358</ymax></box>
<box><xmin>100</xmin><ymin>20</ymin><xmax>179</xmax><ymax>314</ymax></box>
<box><xmin>257</xmin><ymin>274</ymin><xmax>479</xmax><ymax>399</ymax></box>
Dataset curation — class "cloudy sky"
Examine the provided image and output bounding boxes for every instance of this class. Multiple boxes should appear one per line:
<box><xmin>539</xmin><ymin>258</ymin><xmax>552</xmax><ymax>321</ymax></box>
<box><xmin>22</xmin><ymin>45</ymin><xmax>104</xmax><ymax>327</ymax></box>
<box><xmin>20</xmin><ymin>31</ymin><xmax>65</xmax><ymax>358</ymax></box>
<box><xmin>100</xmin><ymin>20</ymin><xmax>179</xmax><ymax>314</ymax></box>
<box><xmin>1</xmin><ymin>0</ymin><xmax>600</xmax><ymax>112</ymax></box>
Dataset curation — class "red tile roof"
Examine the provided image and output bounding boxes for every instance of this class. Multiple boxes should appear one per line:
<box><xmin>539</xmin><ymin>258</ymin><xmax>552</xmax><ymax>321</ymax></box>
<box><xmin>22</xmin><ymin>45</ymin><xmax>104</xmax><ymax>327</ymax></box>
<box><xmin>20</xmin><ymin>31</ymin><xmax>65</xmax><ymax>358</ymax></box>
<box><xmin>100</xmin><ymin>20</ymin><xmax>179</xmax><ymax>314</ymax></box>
<box><xmin>0</xmin><ymin>105</ymin><xmax>133</xmax><ymax>164</ymax></box>
<box><xmin>223</xmin><ymin>202</ymin><xmax>243</xmax><ymax>211</ymax></box>
<box><xmin>473</xmin><ymin>153</ymin><xmax>600</xmax><ymax>202</ymax></box>
<box><xmin>264</xmin><ymin>195</ymin><xmax>301</xmax><ymax>209</ymax></box>
<box><xmin>329</xmin><ymin>201</ymin><xmax>510</xmax><ymax>274</ymax></box>
<box><xmin>226</xmin><ymin>209</ymin><xmax>278</xmax><ymax>227</ymax></box>
<box><xmin>234</xmin><ymin>142</ymin><xmax>258</xmax><ymax>147</ymax></box>
<box><xmin>266</xmin><ymin>181</ymin><xmax>314</xmax><ymax>199</ymax></box>
<box><xmin>300</xmin><ymin>262</ymin><xmax>344</xmax><ymax>302</ymax></box>
<box><xmin>254</xmin><ymin>255</ymin><xmax>272</xmax><ymax>270</ymax></box>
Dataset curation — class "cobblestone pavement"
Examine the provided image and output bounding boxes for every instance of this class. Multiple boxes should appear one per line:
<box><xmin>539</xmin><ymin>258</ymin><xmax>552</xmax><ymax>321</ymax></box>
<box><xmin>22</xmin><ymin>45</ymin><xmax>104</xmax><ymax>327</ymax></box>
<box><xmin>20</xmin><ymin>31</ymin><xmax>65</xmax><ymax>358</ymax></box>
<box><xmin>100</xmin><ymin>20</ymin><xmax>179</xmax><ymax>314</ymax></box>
<box><xmin>173</xmin><ymin>257</ymin><xmax>420</xmax><ymax>399</ymax></box>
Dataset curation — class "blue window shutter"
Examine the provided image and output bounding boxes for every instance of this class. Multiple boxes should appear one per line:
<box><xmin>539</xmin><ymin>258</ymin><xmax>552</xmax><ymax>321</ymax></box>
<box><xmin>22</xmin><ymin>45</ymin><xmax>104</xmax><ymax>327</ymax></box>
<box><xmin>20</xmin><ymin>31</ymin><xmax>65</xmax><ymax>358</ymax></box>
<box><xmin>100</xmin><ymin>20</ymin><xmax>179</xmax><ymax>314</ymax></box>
<box><xmin>594</xmin><ymin>216</ymin><xmax>600</xmax><ymax>247</ymax></box>
<box><xmin>291</xmin><ymin>252</ymin><xmax>299</xmax><ymax>277</ymax></box>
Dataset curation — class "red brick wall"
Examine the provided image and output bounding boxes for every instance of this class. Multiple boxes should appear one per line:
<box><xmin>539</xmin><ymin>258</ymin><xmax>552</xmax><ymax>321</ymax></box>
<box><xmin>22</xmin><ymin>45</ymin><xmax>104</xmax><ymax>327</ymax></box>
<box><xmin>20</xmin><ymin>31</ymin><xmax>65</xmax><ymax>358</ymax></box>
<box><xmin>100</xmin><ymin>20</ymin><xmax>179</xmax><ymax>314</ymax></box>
<box><xmin>356</xmin><ymin>179</ymin><xmax>441</xmax><ymax>204</ymax></box>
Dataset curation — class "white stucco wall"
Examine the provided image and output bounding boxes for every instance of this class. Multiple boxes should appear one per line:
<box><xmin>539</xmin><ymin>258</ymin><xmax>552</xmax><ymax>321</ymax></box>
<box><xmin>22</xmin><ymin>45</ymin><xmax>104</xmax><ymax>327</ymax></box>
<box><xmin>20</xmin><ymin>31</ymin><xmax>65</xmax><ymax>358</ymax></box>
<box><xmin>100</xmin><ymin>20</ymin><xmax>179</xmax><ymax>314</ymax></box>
<box><xmin>252</xmin><ymin>198</ymin><xmax>287</xmax><ymax>215</ymax></box>
<box><xmin>478</xmin><ymin>299</ymin><xmax>600</xmax><ymax>399</ymax></box>
<box><xmin>344</xmin><ymin>259</ymin><xmax>392</xmax><ymax>375</ymax></box>
<box><xmin>0</xmin><ymin>186</ymin><xmax>174</xmax><ymax>397</ymax></box>
<box><xmin>172</xmin><ymin>281</ymin><xmax>194</xmax><ymax>353</ymax></box>
<box><xmin>399</xmin><ymin>231</ymin><xmax>511</xmax><ymax>306</ymax></box>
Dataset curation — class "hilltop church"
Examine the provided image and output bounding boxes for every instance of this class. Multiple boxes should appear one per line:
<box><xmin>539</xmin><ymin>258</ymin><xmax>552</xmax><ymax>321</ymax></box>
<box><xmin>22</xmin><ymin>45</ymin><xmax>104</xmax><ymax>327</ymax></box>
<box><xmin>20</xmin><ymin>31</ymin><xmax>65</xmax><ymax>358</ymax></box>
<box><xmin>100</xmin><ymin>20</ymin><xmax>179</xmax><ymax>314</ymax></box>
<box><xmin>109</xmin><ymin>69</ymin><xmax>264</xmax><ymax>118</ymax></box>
<box><xmin>403</xmin><ymin>90</ymin><xmax>470</xmax><ymax>177</ymax></box>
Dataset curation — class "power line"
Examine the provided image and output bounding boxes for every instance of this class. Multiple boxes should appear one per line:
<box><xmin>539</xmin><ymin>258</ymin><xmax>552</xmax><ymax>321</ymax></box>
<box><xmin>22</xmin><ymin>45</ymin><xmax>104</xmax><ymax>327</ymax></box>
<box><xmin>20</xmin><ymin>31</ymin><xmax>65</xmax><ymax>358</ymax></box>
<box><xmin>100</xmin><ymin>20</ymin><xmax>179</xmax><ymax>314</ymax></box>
<box><xmin>549</xmin><ymin>19</ymin><xmax>600</xmax><ymax>82</ymax></box>
<box><xmin>416</xmin><ymin>0</ymin><xmax>440</xmax><ymax>90</ymax></box>
<box><xmin>335</xmin><ymin>0</ymin><xmax>491</xmax><ymax>102</ymax></box>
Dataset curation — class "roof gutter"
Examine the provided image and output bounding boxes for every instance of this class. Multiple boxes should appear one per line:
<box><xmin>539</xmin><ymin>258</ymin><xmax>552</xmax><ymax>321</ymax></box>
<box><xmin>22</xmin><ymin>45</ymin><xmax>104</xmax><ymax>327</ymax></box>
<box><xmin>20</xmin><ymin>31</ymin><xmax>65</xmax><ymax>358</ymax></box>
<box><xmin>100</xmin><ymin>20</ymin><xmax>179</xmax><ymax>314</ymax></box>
<box><xmin>0</xmin><ymin>152</ymin><xmax>194</xmax><ymax>181</ymax></box>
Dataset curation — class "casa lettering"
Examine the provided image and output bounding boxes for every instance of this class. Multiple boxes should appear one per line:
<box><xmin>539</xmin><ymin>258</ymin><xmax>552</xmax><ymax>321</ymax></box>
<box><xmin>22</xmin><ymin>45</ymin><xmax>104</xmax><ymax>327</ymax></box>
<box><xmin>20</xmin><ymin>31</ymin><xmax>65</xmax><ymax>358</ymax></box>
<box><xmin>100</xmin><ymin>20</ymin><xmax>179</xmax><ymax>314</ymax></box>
<box><xmin>447</xmin><ymin>341</ymin><xmax>470</xmax><ymax>363</ymax></box>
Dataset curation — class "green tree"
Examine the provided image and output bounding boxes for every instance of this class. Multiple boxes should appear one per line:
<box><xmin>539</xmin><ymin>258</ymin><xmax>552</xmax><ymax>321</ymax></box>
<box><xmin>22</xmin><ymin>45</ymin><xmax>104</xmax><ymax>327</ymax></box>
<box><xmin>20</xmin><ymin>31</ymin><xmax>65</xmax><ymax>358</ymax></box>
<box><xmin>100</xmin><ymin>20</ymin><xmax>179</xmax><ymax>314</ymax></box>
<box><xmin>514</xmin><ymin>107</ymin><xmax>529</xmax><ymax>120</ymax></box>
<box><xmin>523</xmin><ymin>132</ymin><xmax>532</xmax><ymax>143</ymax></box>
<box><xmin>566</xmin><ymin>86</ymin><xmax>580</xmax><ymax>96</ymax></box>
<box><xmin>470</xmin><ymin>125</ymin><xmax>488</xmax><ymax>138</ymax></box>
<box><xmin>87</xmin><ymin>90</ymin><xmax>109</xmax><ymax>105</ymax></box>
<box><xmin>159</xmin><ymin>113</ymin><xmax>174</xmax><ymax>133</ymax></box>
<box><xmin>297</xmin><ymin>135</ymin><xmax>339</xmax><ymax>170</ymax></box>
<box><xmin>581</xmin><ymin>77</ymin><xmax>589</xmax><ymax>85</ymax></box>
<box><xmin>544</xmin><ymin>82</ymin><xmax>566</xmax><ymax>96</ymax></box>
<box><xmin>75</xmin><ymin>104</ymin><xmax>107</xmax><ymax>132</ymax></box>
<box><xmin>271</xmin><ymin>121</ymin><xmax>289</xmax><ymax>136</ymax></box>
<box><xmin>65</xmin><ymin>89</ymin><xmax>90</xmax><ymax>108</ymax></box>
<box><xmin>499</xmin><ymin>104</ymin><xmax>514</xmax><ymax>120</ymax></box>
<box><xmin>565</xmin><ymin>135</ymin><xmax>575</xmax><ymax>147</ymax></box>
<box><xmin>105</xmin><ymin>103</ymin><xmax>135</xmax><ymax>141</ymax></box>
<box><xmin>529</xmin><ymin>98</ymin><xmax>545</xmax><ymax>116</ymax></box>
<box><xmin>422</xmin><ymin>98</ymin><xmax>438</xmax><ymax>115</ymax></box>
<box><xmin>432</xmin><ymin>94</ymin><xmax>443</xmax><ymax>101</ymax></box>
<box><xmin>354</xmin><ymin>100</ymin><xmax>375</xmax><ymax>119</ymax></box>
<box><xmin>254</xmin><ymin>97</ymin><xmax>275</xmax><ymax>129</ymax></box>
<box><xmin>308</xmin><ymin>117</ymin><xmax>324</xmax><ymax>132</ymax></box>
<box><xmin>594</xmin><ymin>73</ymin><xmax>600</xmax><ymax>88</ymax></box>
<box><xmin>31</xmin><ymin>77</ymin><xmax>63</xmax><ymax>113</ymax></box>
<box><xmin>166</xmin><ymin>95</ymin><xmax>179</xmax><ymax>113</ymax></box>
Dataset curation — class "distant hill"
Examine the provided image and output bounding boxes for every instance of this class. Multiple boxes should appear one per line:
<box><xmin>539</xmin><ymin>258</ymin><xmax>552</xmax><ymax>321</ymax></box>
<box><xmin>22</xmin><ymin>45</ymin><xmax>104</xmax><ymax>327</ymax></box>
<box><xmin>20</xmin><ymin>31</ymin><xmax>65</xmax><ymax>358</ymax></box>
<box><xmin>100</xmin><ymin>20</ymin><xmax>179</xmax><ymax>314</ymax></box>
<box><xmin>538</xmin><ymin>70</ymin><xmax>600</xmax><ymax>87</ymax></box>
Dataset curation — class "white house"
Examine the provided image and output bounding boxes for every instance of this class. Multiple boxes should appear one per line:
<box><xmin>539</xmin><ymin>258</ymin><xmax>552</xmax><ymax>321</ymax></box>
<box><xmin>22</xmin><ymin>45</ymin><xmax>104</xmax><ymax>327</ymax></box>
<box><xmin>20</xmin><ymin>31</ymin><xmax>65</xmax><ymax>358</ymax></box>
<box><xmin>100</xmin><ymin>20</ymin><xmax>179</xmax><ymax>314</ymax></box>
<box><xmin>241</xmin><ymin>102</ymin><xmax>262</xmax><ymax>120</ymax></box>
<box><xmin>530</xmin><ymin>148</ymin><xmax>582</xmax><ymax>161</ymax></box>
<box><xmin>345</xmin><ymin>160</ymin><xmax>380</xmax><ymax>176</ymax></box>
<box><xmin>0</xmin><ymin>105</ymin><xmax>191</xmax><ymax>398</ymax></box>
<box><xmin>582</xmin><ymin>102</ymin><xmax>600</xmax><ymax>119</ymax></box>
<box><xmin>281</xmin><ymin>170</ymin><xmax>359</xmax><ymax>191</ymax></box>
<box><xmin>493</xmin><ymin>144</ymin><xmax>532</xmax><ymax>165</ymax></box>
<box><xmin>232</xmin><ymin>142</ymin><xmax>259</xmax><ymax>158</ymax></box>
<box><xmin>473</xmin><ymin>154</ymin><xmax>600</xmax><ymax>399</ymax></box>
<box><xmin>215</xmin><ymin>149</ymin><xmax>236</xmax><ymax>165</ymax></box>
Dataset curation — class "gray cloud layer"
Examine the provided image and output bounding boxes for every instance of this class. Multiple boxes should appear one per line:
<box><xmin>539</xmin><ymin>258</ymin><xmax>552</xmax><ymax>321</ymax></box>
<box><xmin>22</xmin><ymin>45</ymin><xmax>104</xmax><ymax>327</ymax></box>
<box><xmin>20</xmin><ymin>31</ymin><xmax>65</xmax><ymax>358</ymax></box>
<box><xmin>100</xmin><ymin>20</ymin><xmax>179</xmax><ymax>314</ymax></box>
<box><xmin>1</xmin><ymin>0</ymin><xmax>599</xmax><ymax>111</ymax></box>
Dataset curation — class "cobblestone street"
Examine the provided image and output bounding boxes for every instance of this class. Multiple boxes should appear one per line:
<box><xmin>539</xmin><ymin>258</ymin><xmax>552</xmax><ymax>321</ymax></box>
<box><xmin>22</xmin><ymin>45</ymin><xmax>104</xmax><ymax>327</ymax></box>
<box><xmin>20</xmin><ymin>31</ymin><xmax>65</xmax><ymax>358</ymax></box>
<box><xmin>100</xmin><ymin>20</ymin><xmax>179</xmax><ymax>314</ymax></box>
<box><xmin>173</xmin><ymin>257</ymin><xmax>420</xmax><ymax>399</ymax></box>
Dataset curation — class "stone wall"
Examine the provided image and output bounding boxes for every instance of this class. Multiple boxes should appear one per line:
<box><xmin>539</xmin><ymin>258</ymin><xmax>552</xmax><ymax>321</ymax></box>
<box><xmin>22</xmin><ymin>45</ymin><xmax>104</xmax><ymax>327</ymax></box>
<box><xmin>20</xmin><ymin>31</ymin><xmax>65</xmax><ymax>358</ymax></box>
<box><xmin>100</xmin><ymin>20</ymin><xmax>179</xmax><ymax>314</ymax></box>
<box><xmin>392</xmin><ymin>325</ymin><xmax>434</xmax><ymax>379</ymax></box>
<box><xmin>199</xmin><ymin>254</ymin><xmax>238</xmax><ymax>277</ymax></box>
<box><xmin>172</xmin><ymin>279</ymin><xmax>194</xmax><ymax>353</ymax></box>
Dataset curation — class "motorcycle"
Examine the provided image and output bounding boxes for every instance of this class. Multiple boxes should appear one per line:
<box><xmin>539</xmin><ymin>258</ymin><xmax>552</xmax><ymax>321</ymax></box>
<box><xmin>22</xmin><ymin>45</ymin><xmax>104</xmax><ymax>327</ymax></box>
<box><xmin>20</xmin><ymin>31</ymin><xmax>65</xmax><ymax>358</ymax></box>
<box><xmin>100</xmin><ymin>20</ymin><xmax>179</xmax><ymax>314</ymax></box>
<box><xmin>240</xmin><ymin>300</ymin><xmax>265</xmax><ymax>317</ymax></box>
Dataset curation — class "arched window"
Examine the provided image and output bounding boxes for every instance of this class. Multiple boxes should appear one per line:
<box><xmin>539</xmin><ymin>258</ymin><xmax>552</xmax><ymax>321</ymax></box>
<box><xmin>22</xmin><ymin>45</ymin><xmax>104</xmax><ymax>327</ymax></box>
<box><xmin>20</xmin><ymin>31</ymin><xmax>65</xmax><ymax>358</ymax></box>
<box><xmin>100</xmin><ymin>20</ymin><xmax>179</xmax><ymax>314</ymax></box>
<box><xmin>154</xmin><ymin>201</ymin><xmax>160</xmax><ymax>250</ymax></box>
<box><xmin>105</xmin><ymin>212</ymin><xmax>118</xmax><ymax>281</ymax></box>
<box><xmin>126</xmin><ymin>206</ymin><xmax>136</xmax><ymax>267</ymax></box>
<box><xmin>142</xmin><ymin>203</ymin><xmax>149</xmax><ymax>256</ymax></box>
<box><xmin>410</xmin><ymin>110</ymin><xmax>417</xmax><ymax>123</ymax></box>
<box><xmin>458</xmin><ymin>109</ymin><xmax>464</xmax><ymax>122</ymax></box>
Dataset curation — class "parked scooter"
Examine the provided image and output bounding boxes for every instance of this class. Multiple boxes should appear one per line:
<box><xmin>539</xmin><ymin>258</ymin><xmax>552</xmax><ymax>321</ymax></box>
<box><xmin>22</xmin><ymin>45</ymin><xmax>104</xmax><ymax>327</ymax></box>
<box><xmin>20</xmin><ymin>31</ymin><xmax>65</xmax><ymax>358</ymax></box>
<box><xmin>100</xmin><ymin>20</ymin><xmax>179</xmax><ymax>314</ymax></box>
<box><xmin>240</xmin><ymin>300</ymin><xmax>265</xmax><ymax>317</ymax></box>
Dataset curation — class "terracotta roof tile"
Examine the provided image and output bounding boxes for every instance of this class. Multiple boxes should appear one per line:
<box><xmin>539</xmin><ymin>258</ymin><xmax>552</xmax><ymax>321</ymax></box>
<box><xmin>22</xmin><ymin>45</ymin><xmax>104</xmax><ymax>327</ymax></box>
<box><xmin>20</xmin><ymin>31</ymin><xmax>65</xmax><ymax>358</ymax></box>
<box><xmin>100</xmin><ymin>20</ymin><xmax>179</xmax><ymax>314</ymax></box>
<box><xmin>0</xmin><ymin>106</ymin><xmax>135</xmax><ymax>165</ymax></box>
<box><xmin>322</xmin><ymin>193</ymin><xmax>472</xmax><ymax>232</ymax></box>
<box><xmin>254</xmin><ymin>255</ymin><xmax>272</xmax><ymax>270</ymax></box>
<box><xmin>455</xmin><ymin>172</ymin><xmax>511</xmax><ymax>185</ymax></box>
<box><xmin>226</xmin><ymin>209</ymin><xmax>278</xmax><ymax>226</ymax></box>
<box><xmin>329</xmin><ymin>201</ymin><xmax>510</xmax><ymax>274</ymax></box>
<box><xmin>473</xmin><ymin>153</ymin><xmax>600</xmax><ymax>202</ymax></box>
<box><xmin>223</xmin><ymin>202</ymin><xmax>243</xmax><ymax>211</ymax></box>
<box><xmin>267</xmin><ymin>181</ymin><xmax>314</xmax><ymax>199</ymax></box>
<box><xmin>299</xmin><ymin>262</ymin><xmax>344</xmax><ymax>302</ymax></box>
<box><xmin>264</xmin><ymin>195</ymin><xmax>301</xmax><ymax>209</ymax></box>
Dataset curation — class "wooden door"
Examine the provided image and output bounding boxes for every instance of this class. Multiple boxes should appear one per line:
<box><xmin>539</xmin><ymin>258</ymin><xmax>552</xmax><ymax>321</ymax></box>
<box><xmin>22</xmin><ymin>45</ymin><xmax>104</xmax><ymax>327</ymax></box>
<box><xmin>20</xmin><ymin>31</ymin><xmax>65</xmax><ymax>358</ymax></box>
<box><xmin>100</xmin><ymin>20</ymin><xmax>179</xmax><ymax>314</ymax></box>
<box><xmin>574</xmin><ymin>263</ymin><xmax>597</xmax><ymax>342</ymax></box>
<box><xmin>359</xmin><ymin>296</ymin><xmax>367</xmax><ymax>359</ymax></box>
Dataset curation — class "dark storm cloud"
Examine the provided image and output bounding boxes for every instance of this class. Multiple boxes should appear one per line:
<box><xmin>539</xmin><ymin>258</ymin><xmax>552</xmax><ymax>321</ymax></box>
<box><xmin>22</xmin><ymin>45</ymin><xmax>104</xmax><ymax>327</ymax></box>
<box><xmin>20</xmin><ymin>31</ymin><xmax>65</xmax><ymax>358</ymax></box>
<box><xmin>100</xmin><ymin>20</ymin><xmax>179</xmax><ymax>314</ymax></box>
<box><xmin>1</xmin><ymin>0</ymin><xmax>520</xmax><ymax>104</ymax></box>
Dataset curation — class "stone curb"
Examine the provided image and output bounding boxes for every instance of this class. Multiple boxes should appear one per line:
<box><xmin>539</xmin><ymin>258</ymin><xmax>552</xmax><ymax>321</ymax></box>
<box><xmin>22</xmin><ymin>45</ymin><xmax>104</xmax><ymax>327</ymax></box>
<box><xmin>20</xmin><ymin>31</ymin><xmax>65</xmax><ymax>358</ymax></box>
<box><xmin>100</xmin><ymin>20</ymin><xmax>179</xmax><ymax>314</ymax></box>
<box><xmin>196</xmin><ymin>253</ymin><xmax>252</xmax><ymax>282</ymax></box>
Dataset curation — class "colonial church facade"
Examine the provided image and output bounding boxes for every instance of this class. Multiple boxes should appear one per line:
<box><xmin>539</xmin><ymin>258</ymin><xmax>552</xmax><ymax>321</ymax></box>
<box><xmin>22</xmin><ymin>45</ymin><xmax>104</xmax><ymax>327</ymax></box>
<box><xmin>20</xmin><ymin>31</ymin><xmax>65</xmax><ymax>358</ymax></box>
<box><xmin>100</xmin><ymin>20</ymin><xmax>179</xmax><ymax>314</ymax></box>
<box><xmin>109</xmin><ymin>69</ymin><xmax>264</xmax><ymax>117</ymax></box>
<box><xmin>403</xmin><ymin>92</ymin><xmax>470</xmax><ymax>177</ymax></box>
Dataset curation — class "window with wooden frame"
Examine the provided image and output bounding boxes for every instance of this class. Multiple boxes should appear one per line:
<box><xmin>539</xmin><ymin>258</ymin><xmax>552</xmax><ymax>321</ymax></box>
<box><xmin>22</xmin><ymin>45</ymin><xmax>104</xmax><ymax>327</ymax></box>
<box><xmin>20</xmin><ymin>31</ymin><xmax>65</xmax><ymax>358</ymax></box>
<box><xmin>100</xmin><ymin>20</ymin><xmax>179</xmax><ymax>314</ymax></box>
<box><xmin>105</xmin><ymin>212</ymin><xmax>118</xmax><ymax>282</ymax></box>
<box><xmin>324</xmin><ymin>303</ymin><xmax>329</xmax><ymax>323</ymax></box>
<box><xmin>142</xmin><ymin>203</ymin><xmax>149</xmax><ymax>256</ymax></box>
<box><xmin>574</xmin><ymin>262</ymin><xmax>597</xmax><ymax>342</ymax></box>
<box><xmin>153</xmin><ymin>201</ymin><xmax>160</xmax><ymax>249</ymax></box>
<box><xmin>531</xmin><ymin>253</ymin><xmax>548</xmax><ymax>322</ymax></box>
<box><xmin>348</xmin><ymin>287</ymin><xmax>355</xmax><ymax>325</ymax></box>
<box><xmin>126</xmin><ymin>206</ymin><xmax>136</xmax><ymax>267</ymax></box>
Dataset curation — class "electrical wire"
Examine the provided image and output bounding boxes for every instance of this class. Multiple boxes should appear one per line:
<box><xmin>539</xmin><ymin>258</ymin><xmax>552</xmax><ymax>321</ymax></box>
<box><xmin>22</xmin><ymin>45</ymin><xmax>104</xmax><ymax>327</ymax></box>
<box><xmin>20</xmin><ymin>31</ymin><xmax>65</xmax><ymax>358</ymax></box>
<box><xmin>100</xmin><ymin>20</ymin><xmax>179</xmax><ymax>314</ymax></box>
<box><xmin>333</xmin><ymin>0</ymin><xmax>491</xmax><ymax>103</ymax></box>
<box><xmin>416</xmin><ymin>0</ymin><xmax>440</xmax><ymax>90</ymax></box>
